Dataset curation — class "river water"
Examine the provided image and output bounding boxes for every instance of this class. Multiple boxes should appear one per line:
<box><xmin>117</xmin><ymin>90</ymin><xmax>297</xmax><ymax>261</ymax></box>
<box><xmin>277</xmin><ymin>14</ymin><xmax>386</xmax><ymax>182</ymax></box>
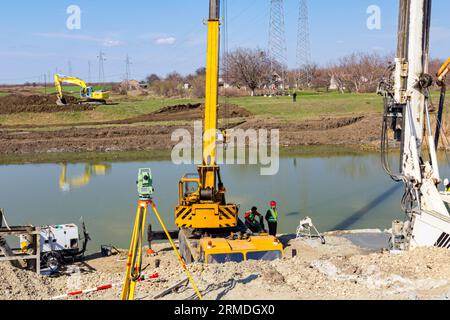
<box><xmin>2</xmin><ymin>151</ymin><xmax>450</xmax><ymax>252</ymax></box>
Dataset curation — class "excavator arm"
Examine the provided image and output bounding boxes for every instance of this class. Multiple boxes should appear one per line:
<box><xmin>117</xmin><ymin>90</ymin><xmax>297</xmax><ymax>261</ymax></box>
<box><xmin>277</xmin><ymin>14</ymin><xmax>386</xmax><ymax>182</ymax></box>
<box><xmin>437</xmin><ymin>57</ymin><xmax>450</xmax><ymax>82</ymax></box>
<box><xmin>54</xmin><ymin>74</ymin><xmax>89</xmax><ymax>106</ymax></box>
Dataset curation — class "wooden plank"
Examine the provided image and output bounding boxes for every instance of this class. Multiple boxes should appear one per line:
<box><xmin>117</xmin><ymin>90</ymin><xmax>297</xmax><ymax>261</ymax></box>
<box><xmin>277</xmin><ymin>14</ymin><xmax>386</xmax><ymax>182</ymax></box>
<box><xmin>0</xmin><ymin>255</ymin><xmax>39</xmax><ymax>262</ymax></box>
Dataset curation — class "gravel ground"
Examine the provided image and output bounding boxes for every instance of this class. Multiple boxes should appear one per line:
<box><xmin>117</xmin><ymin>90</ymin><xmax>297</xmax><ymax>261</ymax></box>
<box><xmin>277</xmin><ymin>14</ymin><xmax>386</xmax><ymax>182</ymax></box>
<box><xmin>1</xmin><ymin>236</ymin><xmax>450</xmax><ymax>301</ymax></box>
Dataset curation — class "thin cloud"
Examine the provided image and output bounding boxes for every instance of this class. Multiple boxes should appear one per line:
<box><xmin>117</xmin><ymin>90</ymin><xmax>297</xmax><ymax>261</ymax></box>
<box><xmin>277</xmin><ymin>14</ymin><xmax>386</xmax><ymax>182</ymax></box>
<box><xmin>155</xmin><ymin>36</ymin><xmax>177</xmax><ymax>45</ymax></box>
<box><xmin>33</xmin><ymin>32</ymin><xmax>124</xmax><ymax>47</ymax></box>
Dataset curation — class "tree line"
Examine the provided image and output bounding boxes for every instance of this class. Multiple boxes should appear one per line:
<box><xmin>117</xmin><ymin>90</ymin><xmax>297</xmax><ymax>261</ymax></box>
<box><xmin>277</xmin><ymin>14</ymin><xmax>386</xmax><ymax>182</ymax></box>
<box><xmin>141</xmin><ymin>48</ymin><xmax>449</xmax><ymax>98</ymax></box>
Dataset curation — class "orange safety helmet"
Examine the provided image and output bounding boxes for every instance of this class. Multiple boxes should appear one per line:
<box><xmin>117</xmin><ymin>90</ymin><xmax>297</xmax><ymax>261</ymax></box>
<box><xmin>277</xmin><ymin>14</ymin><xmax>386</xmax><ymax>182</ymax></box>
<box><xmin>270</xmin><ymin>201</ymin><xmax>277</xmax><ymax>207</ymax></box>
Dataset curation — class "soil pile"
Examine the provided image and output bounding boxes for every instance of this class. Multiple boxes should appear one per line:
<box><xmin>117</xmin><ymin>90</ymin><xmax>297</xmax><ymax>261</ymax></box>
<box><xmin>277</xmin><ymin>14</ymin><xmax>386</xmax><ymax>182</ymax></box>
<box><xmin>0</xmin><ymin>94</ymin><xmax>94</xmax><ymax>114</ymax></box>
<box><xmin>122</xmin><ymin>103</ymin><xmax>252</xmax><ymax>124</ymax></box>
<box><xmin>1</xmin><ymin>238</ymin><xmax>450</xmax><ymax>300</ymax></box>
<box><xmin>0</xmin><ymin>263</ymin><xmax>56</xmax><ymax>300</ymax></box>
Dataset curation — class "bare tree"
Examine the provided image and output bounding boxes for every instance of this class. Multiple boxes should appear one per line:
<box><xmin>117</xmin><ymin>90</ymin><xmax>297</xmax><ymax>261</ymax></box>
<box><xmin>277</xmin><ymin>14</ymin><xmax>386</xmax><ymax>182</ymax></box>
<box><xmin>223</xmin><ymin>48</ymin><xmax>276</xmax><ymax>96</ymax></box>
<box><xmin>327</xmin><ymin>52</ymin><xmax>389</xmax><ymax>93</ymax></box>
<box><xmin>146</xmin><ymin>74</ymin><xmax>160</xmax><ymax>85</ymax></box>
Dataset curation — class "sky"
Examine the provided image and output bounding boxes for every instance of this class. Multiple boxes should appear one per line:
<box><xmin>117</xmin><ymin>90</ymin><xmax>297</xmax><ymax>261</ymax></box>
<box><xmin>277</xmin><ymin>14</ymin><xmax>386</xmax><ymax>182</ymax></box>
<box><xmin>0</xmin><ymin>0</ymin><xmax>449</xmax><ymax>84</ymax></box>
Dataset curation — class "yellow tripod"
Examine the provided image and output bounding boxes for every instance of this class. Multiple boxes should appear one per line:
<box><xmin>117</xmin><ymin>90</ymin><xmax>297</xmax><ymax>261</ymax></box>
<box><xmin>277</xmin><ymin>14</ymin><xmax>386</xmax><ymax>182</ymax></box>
<box><xmin>121</xmin><ymin>199</ymin><xmax>203</xmax><ymax>300</ymax></box>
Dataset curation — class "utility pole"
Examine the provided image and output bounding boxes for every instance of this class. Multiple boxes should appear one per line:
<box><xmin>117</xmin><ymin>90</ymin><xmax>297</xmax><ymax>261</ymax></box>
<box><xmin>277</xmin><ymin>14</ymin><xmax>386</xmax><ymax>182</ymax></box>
<box><xmin>97</xmin><ymin>50</ymin><xmax>106</xmax><ymax>84</ymax></box>
<box><xmin>269</xmin><ymin>0</ymin><xmax>288</xmax><ymax>93</ymax></box>
<box><xmin>68</xmin><ymin>60</ymin><xmax>73</xmax><ymax>75</ymax></box>
<box><xmin>296</xmin><ymin>0</ymin><xmax>311</xmax><ymax>88</ymax></box>
<box><xmin>88</xmin><ymin>61</ymin><xmax>92</xmax><ymax>83</ymax></box>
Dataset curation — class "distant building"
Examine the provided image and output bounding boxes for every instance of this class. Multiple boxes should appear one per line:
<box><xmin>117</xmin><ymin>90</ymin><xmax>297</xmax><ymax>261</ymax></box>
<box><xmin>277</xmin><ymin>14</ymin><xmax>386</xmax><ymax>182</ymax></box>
<box><xmin>329</xmin><ymin>75</ymin><xmax>338</xmax><ymax>90</ymax></box>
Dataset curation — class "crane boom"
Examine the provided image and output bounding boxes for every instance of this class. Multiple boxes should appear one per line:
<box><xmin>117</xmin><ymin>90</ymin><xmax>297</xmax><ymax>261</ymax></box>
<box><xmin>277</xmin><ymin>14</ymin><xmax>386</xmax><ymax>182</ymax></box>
<box><xmin>175</xmin><ymin>0</ymin><xmax>239</xmax><ymax>230</ymax></box>
<box><xmin>202</xmin><ymin>0</ymin><xmax>220</xmax><ymax>188</ymax></box>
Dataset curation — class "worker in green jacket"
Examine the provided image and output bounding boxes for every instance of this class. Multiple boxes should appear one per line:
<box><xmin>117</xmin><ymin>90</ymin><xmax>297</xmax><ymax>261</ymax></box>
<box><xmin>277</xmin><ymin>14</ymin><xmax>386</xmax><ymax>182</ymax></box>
<box><xmin>245</xmin><ymin>207</ymin><xmax>265</xmax><ymax>234</ymax></box>
<box><xmin>266</xmin><ymin>201</ymin><xmax>279</xmax><ymax>236</ymax></box>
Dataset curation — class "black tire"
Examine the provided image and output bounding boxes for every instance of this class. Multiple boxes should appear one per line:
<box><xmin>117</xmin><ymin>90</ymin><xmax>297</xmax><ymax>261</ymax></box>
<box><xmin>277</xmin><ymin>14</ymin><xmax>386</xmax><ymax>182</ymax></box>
<box><xmin>42</xmin><ymin>252</ymin><xmax>62</xmax><ymax>273</ymax></box>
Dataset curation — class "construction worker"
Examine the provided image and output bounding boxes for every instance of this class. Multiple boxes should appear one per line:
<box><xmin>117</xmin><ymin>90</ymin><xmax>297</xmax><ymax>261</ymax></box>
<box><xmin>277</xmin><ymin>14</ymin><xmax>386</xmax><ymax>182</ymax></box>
<box><xmin>444</xmin><ymin>179</ymin><xmax>450</xmax><ymax>193</ymax></box>
<box><xmin>245</xmin><ymin>207</ymin><xmax>265</xmax><ymax>234</ymax></box>
<box><xmin>266</xmin><ymin>201</ymin><xmax>279</xmax><ymax>236</ymax></box>
<box><xmin>293</xmin><ymin>92</ymin><xmax>297</xmax><ymax>103</ymax></box>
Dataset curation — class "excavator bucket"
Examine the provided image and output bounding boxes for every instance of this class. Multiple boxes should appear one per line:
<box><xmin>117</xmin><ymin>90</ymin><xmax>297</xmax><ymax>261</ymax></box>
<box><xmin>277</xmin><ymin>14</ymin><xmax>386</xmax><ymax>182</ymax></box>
<box><xmin>56</xmin><ymin>96</ymin><xmax>68</xmax><ymax>106</ymax></box>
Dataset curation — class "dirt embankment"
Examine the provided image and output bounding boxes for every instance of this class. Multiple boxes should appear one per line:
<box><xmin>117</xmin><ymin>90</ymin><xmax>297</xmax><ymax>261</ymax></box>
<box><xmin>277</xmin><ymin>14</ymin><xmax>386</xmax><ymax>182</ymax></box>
<box><xmin>1</xmin><ymin>237</ymin><xmax>450</xmax><ymax>300</ymax></box>
<box><xmin>0</xmin><ymin>94</ymin><xmax>93</xmax><ymax>114</ymax></box>
<box><xmin>0</xmin><ymin>93</ymin><xmax>381</xmax><ymax>155</ymax></box>
<box><xmin>0</xmin><ymin>114</ymin><xmax>379</xmax><ymax>155</ymax></box>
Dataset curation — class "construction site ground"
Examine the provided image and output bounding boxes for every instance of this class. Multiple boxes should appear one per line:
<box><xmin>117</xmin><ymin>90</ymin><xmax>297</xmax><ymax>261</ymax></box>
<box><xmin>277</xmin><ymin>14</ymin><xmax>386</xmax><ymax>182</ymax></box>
<box><xmin>1</xmin><ymin>233</ymin><xmax>450</xmax><ymax>300</ymax></box>
<box><xmin>0</xmin><ymin>88</ymin><xmax>399</xmax><ymax>156</ymax></box>
<box><xmin>1</xmin><ymin>87</ymin><xmax>448</xmax><ymax>158</ymax></box>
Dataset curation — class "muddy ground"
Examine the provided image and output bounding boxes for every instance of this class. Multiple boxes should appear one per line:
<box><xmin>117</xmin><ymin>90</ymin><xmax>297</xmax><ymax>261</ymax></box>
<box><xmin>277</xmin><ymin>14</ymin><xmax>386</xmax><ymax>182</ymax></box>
<box><xmin>1</xmin><ymin>234</ymin><xmax>450</xmax><ymax>300</ymax></box>
<box><xmin>0</xmin><ymin>114</ymin><xmax>380</xmax><ymax>155</ymax></box>
<box><xmin>0</xmin><ymin>92</ymin><xmax>384</xmax><ymax>155</ymax></box>
<box><xmin>0</xmin><ymin>94</ymin><xmax>93</xmax><ymax>114</ymax></box>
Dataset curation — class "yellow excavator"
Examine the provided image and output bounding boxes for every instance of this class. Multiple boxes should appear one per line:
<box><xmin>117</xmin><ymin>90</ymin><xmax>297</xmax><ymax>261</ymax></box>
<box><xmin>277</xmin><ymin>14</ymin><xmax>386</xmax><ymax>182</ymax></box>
<box><xmin>54</xmin><ymin>74</ymin><xmax>110</xmax><ymax>106</ymax></box>
<box><xmin>175</xmin><ymin>0</ymin><xmax>283</xmax><ymax>264</ymax></box>
<box><xmin>437</xmin><ymin>57</ymin><xmax>450</xmax><ymax>82</ymax></box>
<box><xmin>59</xmin><ymin>163</ymin><xmax>111</xmax><ymax>192</ymax></box>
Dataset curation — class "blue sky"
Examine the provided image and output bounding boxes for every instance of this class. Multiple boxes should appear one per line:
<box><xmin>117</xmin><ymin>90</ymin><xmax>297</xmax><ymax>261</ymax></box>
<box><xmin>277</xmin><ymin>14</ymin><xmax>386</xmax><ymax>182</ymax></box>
<box><xmin>0</xmin><ymin>0</ymin><xmax>449</xmax><ymax>84</ymax></box>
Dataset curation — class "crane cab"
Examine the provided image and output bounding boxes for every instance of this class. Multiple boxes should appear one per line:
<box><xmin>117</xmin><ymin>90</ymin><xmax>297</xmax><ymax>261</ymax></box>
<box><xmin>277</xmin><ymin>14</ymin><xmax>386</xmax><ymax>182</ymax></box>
<box><xmin>175</xmin><ymin>173</ymin><xmax>238</xmax><ymax>229</ymax></box>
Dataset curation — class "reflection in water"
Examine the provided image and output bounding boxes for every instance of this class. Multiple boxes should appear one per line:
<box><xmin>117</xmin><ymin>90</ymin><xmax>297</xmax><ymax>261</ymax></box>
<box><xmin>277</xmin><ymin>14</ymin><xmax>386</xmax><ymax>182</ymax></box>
<box><xmin>59</xmin><ymin>163</ymin><xmax>112</xmax><ymax>192</ymax></box>
<box><xmin>1</xmin><ymin>152</ymin><xmax>449</xmax><ymax>252</ymax></box>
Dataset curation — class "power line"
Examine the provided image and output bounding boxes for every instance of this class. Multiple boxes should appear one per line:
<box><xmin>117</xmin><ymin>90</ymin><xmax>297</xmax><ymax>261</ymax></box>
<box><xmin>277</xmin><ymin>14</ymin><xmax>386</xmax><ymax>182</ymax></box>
<box><xmin>296</xmin><ymin>0</ymin><xmax>312</xmax><ymax>88</ymax></box>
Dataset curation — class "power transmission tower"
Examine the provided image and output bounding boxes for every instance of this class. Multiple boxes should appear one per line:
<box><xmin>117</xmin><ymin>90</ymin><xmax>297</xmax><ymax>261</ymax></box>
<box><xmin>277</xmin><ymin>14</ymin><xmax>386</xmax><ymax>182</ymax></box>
<box><xmin>296</xmin><ymin>0</ymin><xmax>311</xmax><ymax>88</ymax></box>
<box><xmin>125</xmin><ymin>54</ymin><xmax>132</xmax><ymax>82</ymax></box>
<box><xmin>269</xmin><ymin>0</ymin><xmax>288</xmax><ymax>92</ymax></box>
<box><xmin>97</xmin><ymin>50</ymin><xmax>106</xmax><ymax>84</ymax></box>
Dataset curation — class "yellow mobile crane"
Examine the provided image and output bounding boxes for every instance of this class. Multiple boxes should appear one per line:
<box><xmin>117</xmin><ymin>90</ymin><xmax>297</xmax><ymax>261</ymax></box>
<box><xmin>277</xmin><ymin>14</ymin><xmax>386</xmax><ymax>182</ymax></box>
<box><xmin>176</xmin><ymin>0</ymin><xmax>283</xmax><ymax>264</ymax></box>
<box><xmin>54</xmin><ymin>74</ymin><xmax>110</xmax><ymax>106</ymax></box>
<box><xmin>121</xmin><ymin>1</ymin><xmax>283</xmax><ymax>301</ymax></box>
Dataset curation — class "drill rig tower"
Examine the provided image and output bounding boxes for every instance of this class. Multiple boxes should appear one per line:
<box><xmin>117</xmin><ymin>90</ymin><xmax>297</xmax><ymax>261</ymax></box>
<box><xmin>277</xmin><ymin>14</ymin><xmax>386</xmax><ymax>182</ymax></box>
<box><xmin>380</xmin><ymin>0</ymin><xmax>450</xmax><ymax>250</ymax></box>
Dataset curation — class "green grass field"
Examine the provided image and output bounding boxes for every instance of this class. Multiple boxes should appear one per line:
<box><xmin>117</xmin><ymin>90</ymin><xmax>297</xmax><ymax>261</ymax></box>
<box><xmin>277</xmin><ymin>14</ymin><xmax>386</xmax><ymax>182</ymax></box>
<box><xmin>0</xmin><ymin>89</ymin><xmax>447</xmax><ymax>127</ymax></box>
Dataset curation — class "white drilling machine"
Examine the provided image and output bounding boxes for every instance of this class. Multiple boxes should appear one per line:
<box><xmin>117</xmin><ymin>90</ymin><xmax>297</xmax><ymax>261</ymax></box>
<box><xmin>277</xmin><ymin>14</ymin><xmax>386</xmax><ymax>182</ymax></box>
<box><xmin>379</xmin><ymin>0</ymin><xmax>450</xmax><ymax>251</ymax></box>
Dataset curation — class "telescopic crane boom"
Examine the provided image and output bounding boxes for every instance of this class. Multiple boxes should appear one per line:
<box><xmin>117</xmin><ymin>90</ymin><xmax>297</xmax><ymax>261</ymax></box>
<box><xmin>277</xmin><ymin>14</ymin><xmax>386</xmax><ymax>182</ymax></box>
<box><xmin>175</xmin><ymin>0</ymin><xmax>238</xmax><ymax>230</ymax></box>
<box><xmin>174</xmin><ymin>0</ymin><xmax>283</xmax><ymax>264</ymax></box>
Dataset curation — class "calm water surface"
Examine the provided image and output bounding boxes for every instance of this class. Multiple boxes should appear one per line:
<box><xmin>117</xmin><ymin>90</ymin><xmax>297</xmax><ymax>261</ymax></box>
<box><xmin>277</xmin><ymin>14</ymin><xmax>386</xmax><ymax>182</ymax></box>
<box><xmin>2</xmin><ymin>152</ymin><xmax>449</xmax><ymax>252</ymax></box>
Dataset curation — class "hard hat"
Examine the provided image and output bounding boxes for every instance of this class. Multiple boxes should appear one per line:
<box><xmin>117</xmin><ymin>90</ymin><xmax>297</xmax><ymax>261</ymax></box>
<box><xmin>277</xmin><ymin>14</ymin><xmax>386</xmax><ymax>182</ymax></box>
<box><xmin>270</xmin><ymin>201</ymin><xmax>277</xmax><ymax>207</ymax></box>
<box><xmin>445</xmin><ymin>179</ymin><xmax>449</xmax><ymax>186</ymax></box>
